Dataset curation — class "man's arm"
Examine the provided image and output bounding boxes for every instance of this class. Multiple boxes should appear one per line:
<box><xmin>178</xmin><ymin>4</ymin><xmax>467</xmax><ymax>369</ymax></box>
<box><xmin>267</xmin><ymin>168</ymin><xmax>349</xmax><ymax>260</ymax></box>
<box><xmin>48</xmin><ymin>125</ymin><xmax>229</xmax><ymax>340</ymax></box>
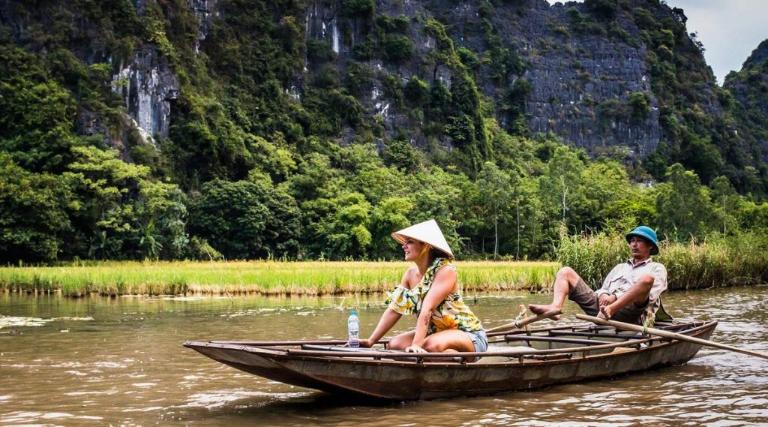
<box><xmin>643</xmin><ymin>263</ymin><xmax>668</xmax><ymax>318</ymax></box>
<box><xmin>595</xmin><ymin>264</ymin><xmax>621</xmax><ymax>297</ymax></box>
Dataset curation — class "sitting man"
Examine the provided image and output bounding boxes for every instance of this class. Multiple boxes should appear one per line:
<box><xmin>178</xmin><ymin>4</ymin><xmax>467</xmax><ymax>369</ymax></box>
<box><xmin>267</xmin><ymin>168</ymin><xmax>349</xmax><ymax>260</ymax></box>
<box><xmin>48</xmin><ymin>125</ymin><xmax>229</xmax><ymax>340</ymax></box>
<box><xmin>529</xmin><ymin>226</ymin><xmax>667</xmax><ymax>325</ymax></box>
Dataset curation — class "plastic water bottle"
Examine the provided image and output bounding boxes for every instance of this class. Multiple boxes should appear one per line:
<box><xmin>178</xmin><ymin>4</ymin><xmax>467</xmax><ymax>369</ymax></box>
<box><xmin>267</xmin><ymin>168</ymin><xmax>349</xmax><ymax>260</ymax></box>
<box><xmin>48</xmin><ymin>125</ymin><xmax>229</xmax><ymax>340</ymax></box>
<box><xmin>347</xmin><ymin>309</ymin><xmax>360</xmax><ymax>348</ymax></box>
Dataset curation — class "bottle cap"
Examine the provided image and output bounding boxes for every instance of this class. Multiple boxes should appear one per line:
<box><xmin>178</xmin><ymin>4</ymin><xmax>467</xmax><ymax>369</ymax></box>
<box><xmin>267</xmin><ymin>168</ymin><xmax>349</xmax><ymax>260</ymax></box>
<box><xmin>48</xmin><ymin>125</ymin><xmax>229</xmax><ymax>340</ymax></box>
<box><xmin>350</xmin><ymin>308</ymin><xmax>358</xmax><ymax>315</ymax></box>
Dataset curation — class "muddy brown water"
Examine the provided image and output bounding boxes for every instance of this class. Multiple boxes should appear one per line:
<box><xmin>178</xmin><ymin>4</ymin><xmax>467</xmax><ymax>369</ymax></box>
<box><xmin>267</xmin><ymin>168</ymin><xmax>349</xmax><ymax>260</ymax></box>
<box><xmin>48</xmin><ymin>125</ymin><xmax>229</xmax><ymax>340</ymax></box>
<box><xmin>1</xmin><ymin>286</ymin><xmax>766</xmax><ymax>426</ymax></box>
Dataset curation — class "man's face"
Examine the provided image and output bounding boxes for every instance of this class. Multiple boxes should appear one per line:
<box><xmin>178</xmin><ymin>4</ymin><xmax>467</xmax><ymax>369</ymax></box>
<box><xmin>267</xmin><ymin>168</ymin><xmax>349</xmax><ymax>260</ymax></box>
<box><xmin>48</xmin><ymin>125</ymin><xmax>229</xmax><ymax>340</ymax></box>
<box><xmin>628</xmin><ymin>236</ymin><xmax>652</xmax><ymax>259</ymax></box>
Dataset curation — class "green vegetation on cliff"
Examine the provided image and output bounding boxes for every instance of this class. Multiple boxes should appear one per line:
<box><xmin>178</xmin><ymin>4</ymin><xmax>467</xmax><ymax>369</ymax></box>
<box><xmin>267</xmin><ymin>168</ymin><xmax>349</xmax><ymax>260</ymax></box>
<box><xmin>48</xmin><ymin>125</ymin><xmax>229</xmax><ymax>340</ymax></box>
<box><xmin>0</xmin><ymin>0</ymin><xmax>767</xmax><ymax>265</ymax></box>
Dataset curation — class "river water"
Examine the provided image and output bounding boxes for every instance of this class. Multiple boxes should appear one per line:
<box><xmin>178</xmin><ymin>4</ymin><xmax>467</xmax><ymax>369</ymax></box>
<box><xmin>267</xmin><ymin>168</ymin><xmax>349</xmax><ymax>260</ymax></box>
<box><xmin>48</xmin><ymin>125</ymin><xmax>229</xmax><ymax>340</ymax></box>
<box><xmin>1</xmin><ymin>286</ymin><xmax>766</xmax><ymax>426</ymax></box>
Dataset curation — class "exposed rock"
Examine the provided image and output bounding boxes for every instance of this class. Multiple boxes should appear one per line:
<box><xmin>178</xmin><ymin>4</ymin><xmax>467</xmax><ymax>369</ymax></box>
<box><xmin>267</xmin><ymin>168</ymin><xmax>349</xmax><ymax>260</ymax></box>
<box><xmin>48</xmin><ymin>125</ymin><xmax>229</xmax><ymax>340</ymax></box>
<box><xmin>188</xmin><ymin>0</ymin><xmax>219</xmax><ymax>52</ymax></box>
<box><xmin>725</xmin><ymin>39</ymin><xmax>768</xmax><ymax>160</ymax></box>
<box><xmin>111</xmin><ymin>46</ymin><xmax>179</xmax><ymax>146</ymax></box>
<box><xmin>300</xmin><ymin>0</ymin><xmax>671</xmax><ymax>157</ymax></box>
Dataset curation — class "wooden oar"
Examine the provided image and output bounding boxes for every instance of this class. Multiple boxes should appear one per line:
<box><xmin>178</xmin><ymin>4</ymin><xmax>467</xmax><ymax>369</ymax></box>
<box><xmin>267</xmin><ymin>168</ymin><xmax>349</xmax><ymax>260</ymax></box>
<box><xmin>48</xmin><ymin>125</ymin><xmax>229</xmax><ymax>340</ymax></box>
<box><xmin>487</xmin><ymin>309</ymin><xmax>562</xmax><ymax>333</ymax></box>
<box><xmin>576</xmin><ymin>314</ymin><xmax>768</xmax><ymax>361</ymax></box>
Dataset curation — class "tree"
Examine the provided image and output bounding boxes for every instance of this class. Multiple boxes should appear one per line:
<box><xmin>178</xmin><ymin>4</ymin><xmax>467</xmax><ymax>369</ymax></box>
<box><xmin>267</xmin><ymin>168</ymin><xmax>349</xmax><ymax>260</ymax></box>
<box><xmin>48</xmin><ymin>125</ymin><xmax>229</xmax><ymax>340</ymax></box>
<box><xmin>190</xmin><ymin>175</ymin><xmax>301</xmax><ymax>259</ymax></box>
<box><xmin>0</xmin><ymin>154</ymin><xmax>72</xmax><ymax>262</ymax></box>
<box><xmin>64</xmin><ymin>146</ymin><xmax>188</xmax><ymax>260</ymax></box>
<box><xmin>476</xmin><ymin>162</ymin><xmax>514</xmax><ymax>258</ymax></box>
<box><xmin>369</xmin><ymin>196</ymin><xmax>413</xmax><ymax>259</ymax></box>
<box><xmin>655</xmin><ymin>163</ymin><xmax>716</xmax><ymax>240</ymax></box>
<box><xmin>581</xmin><ymin>160</ymin><xmax>636</xmax><ymax>230</ymax></box>
<box><xmin>0</xmin><ymin>46</ymin><xmax>84</xmax><ymax>174</ymax></box>
<box><xmin>709</xmin><ymin>175</ymin><xmax>740</xmax><ymax>235</ymax></box>
<box><xmin>411</xmin><ymin>167</ymin><xmax>468</xmax><ymax>254</ymax></box>
<box><xmin>353</xmin><ymin>164</ymin><xmax>408</xmax><ymax>205</ymax></box>
<box><xmin>538</xmin><ymin>147</ymin><xmax>587</xmax><ymax>230</ymax></box>
<box><xmin>310</xmin><ymin>192</ymin><xmax>373</xmax><ymax>259</ymax></box>
<box><xmin>189</xmin><ymin>179</ymin><xmax>270</xmax><ymax>259</ymax></box>
<box><xmin>136</xmin><ymin>181</ymin><xmax>189</xmax><ymax>260</ymax></box>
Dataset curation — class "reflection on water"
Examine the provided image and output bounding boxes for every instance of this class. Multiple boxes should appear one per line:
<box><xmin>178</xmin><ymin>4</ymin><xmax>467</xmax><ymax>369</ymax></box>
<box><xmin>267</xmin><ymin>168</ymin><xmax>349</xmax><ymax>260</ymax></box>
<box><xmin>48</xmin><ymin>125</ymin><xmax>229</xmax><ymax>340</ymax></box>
<box><xmin>0</xmin><ymin>286</ymin><xmax>766</xmax><ymax>425</ymax></box>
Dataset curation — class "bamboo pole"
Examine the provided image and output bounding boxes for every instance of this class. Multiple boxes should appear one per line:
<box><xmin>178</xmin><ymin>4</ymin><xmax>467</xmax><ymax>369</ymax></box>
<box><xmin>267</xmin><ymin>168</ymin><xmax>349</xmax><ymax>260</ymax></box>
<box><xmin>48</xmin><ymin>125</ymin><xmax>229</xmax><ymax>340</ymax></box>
<box><xmin>487</xmin><ymin>309</ymin><xmax>562</xmax><ymax>333</ymax></box>
<box><xmin>576</xmin><ymin>314</ymin><xmax>768</xmax><ymax>361</ymax></box>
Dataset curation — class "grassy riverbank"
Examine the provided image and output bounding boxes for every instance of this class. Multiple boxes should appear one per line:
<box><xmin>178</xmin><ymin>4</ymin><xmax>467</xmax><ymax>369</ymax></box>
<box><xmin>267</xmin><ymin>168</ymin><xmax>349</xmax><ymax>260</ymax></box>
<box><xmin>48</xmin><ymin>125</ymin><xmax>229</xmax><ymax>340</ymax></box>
<box><xmin>557</xmin><ymin>232</ymin><xmax>768</xmax><ymax>290</ymax></box>
<box><xmin>3</xmin><ymin>233</ymin><xmax>765</xmax><ymax>297</ymax></box>
<box><xmin>0</xmin><ymin>261</ymin><xmax>558</xmax><ymax>297</ymax></box>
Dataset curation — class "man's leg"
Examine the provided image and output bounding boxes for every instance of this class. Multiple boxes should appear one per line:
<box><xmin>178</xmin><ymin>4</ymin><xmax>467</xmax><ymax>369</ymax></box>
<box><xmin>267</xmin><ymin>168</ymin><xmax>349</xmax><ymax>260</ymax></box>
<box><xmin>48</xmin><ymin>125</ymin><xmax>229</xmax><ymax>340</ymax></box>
<box><xmin>528</xmin><ymin>267</ymin><xmax>593</xmax><ymax>319</ymax></box>
<box><xmin>600</xmin><ymin>274</ymin><xmax>654</xmax><ymax>320</ymax></box>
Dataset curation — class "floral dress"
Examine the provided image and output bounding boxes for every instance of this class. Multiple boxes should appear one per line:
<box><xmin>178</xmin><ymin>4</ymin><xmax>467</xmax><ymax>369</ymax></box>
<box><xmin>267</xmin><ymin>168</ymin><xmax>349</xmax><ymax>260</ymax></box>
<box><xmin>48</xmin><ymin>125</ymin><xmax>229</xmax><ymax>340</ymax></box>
<box><xmin>386</xmin><ymin>258</ymin><xmax>483</xmax><ymax>334</ymax></box>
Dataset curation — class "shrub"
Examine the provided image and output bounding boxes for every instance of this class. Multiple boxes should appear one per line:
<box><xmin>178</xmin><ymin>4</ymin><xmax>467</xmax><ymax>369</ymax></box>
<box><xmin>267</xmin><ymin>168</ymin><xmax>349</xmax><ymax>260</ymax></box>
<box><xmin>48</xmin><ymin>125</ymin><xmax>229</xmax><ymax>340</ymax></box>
<box><xmin>381</xmin><ymin>74</ymin><xmax>403</xmax><ymax>105</ymax></box>
<box><xmin>341</xmin><ymin>0</ymin><xmax>374</xmax><ymax>18</ymax></box>
<box><xmin>345</xmin><ymin>62</ymin><xmax>374</xmax><ymax>96</ymax></box>
<box><xmin>629</xmin><ymin>91</ymin><xmax>651</xmax><ymax>119</ymax></box>
<box><xmin>352</xmin><ymin>36</ymin><xmax>376</xmax><ymax>60</ymax></box>
<box><xmin>457</xmin><ymin>47</ymin><xmax>480</xmax><ymax>69</ymax></box>
<box><xmin>381</xmin><ymin>34</ymin><xmax>414</xmax><ymax>64</ymax></box>
<box><xmin>404</xmin><ymin>76</ymin><xmax>429</xmax><ymax>107</ymax></box>
<box><xmin>307</xmin><ymin>39</ymin><xmax>335</xmax><ymax>63</ymax></box>
<box><xmin>375</xmin><ymin>15</ymin><xmax>409</xmax><ymax>33</ymax></box>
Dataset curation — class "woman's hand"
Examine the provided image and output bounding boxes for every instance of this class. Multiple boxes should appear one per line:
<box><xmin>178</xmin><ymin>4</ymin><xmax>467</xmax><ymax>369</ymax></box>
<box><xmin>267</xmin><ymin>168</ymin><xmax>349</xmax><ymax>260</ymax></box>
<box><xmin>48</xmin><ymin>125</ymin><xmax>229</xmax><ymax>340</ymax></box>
<box><xmin>405</xmin><ymin>344</ymin><xmax>427</xmax><ymax>353</ymax></box>
<box><xmin>358</xmin><ymin>338</ymin><xmax>374</xmax><ymax>348</ymax></box>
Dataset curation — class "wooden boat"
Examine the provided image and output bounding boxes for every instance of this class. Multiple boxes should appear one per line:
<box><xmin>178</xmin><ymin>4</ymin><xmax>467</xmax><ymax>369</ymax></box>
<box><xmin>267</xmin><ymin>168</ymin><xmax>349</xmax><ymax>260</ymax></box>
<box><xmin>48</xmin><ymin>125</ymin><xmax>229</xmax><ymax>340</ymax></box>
<box><xmin>184</xmin><ymin>319</ymin><xmax>717</xmax><ymax>400</ymax></box>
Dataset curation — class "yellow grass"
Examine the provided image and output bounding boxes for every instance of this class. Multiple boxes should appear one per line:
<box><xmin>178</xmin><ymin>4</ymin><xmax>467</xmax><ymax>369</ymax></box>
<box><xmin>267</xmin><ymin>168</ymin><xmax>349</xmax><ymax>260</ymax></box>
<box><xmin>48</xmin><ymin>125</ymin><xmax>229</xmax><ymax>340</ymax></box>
<box><xmin>0</xmin><ymin>260</ymin><xmax>559</xmax><ymax>297</ymax></box>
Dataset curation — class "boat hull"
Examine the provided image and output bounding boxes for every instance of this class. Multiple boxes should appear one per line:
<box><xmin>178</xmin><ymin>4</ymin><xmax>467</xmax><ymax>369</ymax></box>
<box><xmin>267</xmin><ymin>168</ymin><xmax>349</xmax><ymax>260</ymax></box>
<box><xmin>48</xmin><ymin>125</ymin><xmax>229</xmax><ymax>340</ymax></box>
<box><xmin>185</xmin><ymin>321</ymin><xmax>717</xmax><ymax>400</ymax></box>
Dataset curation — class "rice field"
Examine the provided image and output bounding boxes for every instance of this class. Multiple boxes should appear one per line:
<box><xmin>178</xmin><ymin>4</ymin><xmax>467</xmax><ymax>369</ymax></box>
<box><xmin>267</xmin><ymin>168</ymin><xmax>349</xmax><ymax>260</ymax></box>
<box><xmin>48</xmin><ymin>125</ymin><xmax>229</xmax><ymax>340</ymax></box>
<box><xmin>0</xmin><ymin>260</ymin><xmax>559</xmax><ymax>297</ymax></box>
<box><xmin>4</xmin><ymin>232</ymin><xmax>764</xmax><ymax>298</ymax></box>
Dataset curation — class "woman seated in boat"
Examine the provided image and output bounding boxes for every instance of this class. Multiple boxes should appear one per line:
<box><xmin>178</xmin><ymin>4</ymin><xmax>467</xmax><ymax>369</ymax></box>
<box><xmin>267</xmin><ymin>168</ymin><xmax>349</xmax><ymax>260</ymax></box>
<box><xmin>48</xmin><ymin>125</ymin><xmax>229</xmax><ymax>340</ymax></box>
<box><xmin>359</xmin><ymin>219</ymin><xmax>488</xmax><ymax>354</ymax></box>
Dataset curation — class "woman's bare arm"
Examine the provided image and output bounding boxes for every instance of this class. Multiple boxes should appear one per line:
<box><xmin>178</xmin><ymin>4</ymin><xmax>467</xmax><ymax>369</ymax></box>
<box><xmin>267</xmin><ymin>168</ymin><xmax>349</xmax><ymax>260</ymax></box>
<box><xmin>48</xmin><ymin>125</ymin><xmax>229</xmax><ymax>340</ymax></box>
<box><xmin>408</xmin><ymin>266</ymin><xmax>457</xmax><ymax>350</ymax></box>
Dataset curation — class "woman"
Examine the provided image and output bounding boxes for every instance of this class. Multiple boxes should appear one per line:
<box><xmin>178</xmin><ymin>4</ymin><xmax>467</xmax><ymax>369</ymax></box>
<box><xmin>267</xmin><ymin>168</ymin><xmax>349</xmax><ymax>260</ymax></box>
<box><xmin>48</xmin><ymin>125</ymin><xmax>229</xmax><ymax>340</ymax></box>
<box><xmin>359</xmin><ymin>219</ymin><xmax>487</xmax><ymax>354</ymax></box>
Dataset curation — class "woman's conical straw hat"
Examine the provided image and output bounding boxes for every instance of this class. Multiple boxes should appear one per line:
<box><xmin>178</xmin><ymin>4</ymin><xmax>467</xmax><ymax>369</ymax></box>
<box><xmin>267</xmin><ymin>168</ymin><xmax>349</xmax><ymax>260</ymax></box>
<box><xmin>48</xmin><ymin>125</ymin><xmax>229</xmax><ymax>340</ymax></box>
<box><xmin>391</xmin><ymin>219</ymin><xmax>454</xmax><ymax>259</ymax></box>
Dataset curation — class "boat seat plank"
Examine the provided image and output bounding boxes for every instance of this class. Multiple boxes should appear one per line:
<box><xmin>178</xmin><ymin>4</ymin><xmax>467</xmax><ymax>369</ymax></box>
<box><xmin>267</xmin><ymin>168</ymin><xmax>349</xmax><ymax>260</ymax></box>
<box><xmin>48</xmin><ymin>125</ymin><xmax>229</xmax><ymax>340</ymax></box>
<box><xmin>301</xmin><ymin>344</ymin><xmax>399</xmax><ymax>353</ymax></box>
<box><xmin>505</xmin><ymin>335</ymin><xmax>614</xmax><ymax>346</ymax></box>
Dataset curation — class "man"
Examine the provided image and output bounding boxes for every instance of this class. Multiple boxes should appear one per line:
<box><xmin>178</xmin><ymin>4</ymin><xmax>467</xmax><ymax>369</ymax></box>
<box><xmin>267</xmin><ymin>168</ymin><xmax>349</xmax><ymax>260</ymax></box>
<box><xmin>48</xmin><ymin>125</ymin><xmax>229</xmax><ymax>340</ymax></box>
<box><xmin>529</xmin><ymin>226</ymin><xmax>667</xmax><ymax>325</ymax></box>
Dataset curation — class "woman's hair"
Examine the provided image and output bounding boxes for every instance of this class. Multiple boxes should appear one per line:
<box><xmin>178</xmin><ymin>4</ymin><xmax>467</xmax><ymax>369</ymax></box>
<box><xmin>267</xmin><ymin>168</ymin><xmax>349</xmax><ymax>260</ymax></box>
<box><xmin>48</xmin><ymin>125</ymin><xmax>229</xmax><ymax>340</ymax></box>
<box><xmin>426</xmin><ymin>247</ymin><xmax>450</xmax><ymax>264</ymax></box>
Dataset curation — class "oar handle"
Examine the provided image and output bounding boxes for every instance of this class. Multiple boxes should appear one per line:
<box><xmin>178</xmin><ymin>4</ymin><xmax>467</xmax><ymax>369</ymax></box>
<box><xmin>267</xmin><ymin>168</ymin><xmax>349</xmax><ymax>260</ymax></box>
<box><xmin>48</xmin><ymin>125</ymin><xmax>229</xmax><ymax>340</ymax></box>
<box><xmin>576</xmin><ymin>314</ymin><xmax>768</xmax><ymax>361</ymax></box>
<box><xmin>488</xmin><ymin>309</ymin><xmax>561</xmax><ymax>333</ymax></box>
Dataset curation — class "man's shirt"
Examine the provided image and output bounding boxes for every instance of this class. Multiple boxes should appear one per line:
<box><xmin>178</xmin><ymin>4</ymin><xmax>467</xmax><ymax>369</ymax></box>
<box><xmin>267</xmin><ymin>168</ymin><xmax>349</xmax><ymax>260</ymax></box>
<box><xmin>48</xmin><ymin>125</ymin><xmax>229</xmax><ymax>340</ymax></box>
<box><xmin>596</xmin><ymin>257</ymin><xmax>668</xmax><ymax>319</ymax></box>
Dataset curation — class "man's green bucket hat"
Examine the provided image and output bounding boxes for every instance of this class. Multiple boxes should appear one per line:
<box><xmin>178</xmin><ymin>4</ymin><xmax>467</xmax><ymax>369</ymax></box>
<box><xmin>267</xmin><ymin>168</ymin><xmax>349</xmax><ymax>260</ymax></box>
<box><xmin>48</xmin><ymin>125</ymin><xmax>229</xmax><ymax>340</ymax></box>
<box><xmin>626</xmin><ymin>226</ymin><xmax>659</xmax><ymax>255</ymax></box>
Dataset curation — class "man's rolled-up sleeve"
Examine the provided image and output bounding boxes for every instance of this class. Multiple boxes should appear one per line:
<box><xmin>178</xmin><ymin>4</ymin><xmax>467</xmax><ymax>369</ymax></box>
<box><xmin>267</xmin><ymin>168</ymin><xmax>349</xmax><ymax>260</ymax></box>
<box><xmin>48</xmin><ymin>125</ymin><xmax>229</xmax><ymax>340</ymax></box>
<box><xmin>596</xmin><ymin>265</ymin><xmax>621</xmax><ymax>297</ymax></box>
<box><xmin>648</xmin><ymin>263</ymin><xmax>668</xmax><ymax>304</ymax></box>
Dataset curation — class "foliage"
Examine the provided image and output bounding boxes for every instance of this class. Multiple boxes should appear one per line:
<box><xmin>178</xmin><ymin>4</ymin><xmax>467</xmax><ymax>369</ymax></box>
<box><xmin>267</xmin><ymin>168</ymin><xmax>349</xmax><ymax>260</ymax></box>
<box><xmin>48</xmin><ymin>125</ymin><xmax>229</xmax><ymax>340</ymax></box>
<box><xmin>655</xmin><ymin>163</ymin><xmax>716</xmax><ymax>240</ymax></box>
<box><xmin>189</xmin><ymin>178</ymin><xmax>300</xmax><ymax>259</ymax></box>
<box><xmin>628</xmin><ymin>91</ymin><xmax>651</xmax><ymax>119</ymax></box>
<box><xmin>0</xmin><ymin>154</ymin><xmax>72</xmax><ymax>262</ymax></box>
<box><xmin>404</xmin><ymin>76</ymin><xmax>429</xmax><ymax>107</ymax></box>
<box><xmin>381</xmin><ymin>34</ymin><xmax>413</xmax><ymax>64</ymax></box>
<box><xmin>341</xmin><ymin>0</ymin><xmax>375</xmax><ymax>18</ymax></box>
<box><xmin>1</xmin><ymin>0</ymin><xmax>767</xmax><ymax>269</ymax></box>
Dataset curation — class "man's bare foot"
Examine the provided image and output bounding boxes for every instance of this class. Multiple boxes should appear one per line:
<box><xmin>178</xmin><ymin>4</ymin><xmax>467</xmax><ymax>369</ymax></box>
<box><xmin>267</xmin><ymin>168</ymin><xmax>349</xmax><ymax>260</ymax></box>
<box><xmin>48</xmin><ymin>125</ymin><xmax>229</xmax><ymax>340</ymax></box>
<box><xmin>598</xmin><ymin>305</ymin><xmax>614</xmax><ymax>320</ymax></box>
<box><xmin>528</xmin><ymin>304</ymin><xmax>562</xmax><ymax>320</ymax></box>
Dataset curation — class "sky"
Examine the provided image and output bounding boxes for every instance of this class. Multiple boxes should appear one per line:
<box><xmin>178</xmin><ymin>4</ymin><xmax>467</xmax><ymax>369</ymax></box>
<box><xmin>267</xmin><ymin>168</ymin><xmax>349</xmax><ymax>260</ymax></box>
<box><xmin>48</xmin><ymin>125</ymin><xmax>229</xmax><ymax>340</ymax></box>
<box><xmin>669</xmin><ymin>0</ymin><xmax>767</xmax><ymax>84</ymax></box>
<box><xmin>547</xmin><ymin>0</ymin><xmax>768</xmax><ymax>85</ymax></box>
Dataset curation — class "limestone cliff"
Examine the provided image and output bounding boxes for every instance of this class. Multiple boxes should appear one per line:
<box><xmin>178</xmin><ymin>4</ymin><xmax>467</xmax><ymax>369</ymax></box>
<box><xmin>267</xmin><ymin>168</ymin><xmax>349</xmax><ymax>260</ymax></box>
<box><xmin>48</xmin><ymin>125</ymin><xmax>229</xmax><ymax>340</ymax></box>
<box><xmin>725</xmin><ymin>39</ymin><xmax>768</xmax><ymax>162</ymax></box>
<box><xmin>0</xmin><ymin>0</ymin><xmax>764</xmax><ymax>190</ymax></box>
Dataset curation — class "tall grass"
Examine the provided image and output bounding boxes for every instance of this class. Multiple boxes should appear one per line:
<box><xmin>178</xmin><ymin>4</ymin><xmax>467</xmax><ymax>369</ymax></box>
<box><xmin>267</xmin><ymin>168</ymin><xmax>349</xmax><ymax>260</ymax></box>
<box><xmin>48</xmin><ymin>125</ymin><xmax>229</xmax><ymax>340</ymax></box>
<box><xmin>0</xmin><ymin>260</ymin><xmax>558</xmax><ymax>297</ymax></box>
<box><xmin>557</xmin><ymin>232</ymin><xmax>768</xmax><ymax>290</ymax></box>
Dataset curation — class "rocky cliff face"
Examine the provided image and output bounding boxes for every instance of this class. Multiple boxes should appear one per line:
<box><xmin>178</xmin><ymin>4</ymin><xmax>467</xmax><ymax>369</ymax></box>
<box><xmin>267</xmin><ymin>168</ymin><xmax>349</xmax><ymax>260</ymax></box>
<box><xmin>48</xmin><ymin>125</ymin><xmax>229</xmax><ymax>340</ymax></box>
<box><xmin>507</xmin><ymin>1</ymin><xmax>661</xmax><ymax>157</ymax></box>
<box><xmin>111</xmin><ymin>46</ymin><xmax>179</xmax><ymax>146</ymax></box>
<box><xmin>725</xmin><ymin>39</ymin><xmax>768</xmax><ymax>161</ymax></box>
<box><xmin>299</xmin><ymin>0</ymin><xmax>718</xmax><ymax>159</ymax></box>
<box><xmin>0</xmin><ymin>0</ymin><xmax>179</xmax><ymax>150</ymax></box>
<box><xmin>0</xmin><ymin>0</ymin><xmax>757</xmax><ymax>179</ymax></box>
